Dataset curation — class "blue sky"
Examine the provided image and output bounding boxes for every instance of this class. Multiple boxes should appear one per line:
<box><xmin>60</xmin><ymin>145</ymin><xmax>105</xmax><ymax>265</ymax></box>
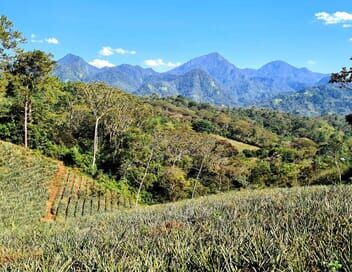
<box><xmin>2</xmin><ymin>0</ymin><xmax>352</xmax><ymax>73</ymax></box>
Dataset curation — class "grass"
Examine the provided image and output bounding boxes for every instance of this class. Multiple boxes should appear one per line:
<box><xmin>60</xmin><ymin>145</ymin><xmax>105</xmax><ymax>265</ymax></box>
<box><xmin>1</xmin><ymin>185</ymin><xmax>351</xmax><ymax>271</ymax></box>
<box><xmin>212</xmin><ymin>134</ymin><xmax>260</xmax><ymax>152</ymax></box>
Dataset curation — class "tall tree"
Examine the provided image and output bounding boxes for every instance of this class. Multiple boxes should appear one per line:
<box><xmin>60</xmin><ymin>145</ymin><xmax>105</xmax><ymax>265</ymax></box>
<box><xmin>9</xmin><ymin>50</ymin><xmax>54</xmax><ymax>148</ymax></box>
<box><xmin>330</xmin><ymin>58</ymin><xmax>352</xmax><ymax>126</ymax></box>
<box><xmin>78</xmin><ymin>82</ymin><xmax>119</xmax><ymax>168</ymax></box>
<box><xmin>0</xmin><ymin>15</ymin><xmax>25</xmax><ymax>94</ymax></box>
<box><xmin>0</xmin><ymin>15</ymin><xmax>24</xmax><ymax>68</ymax></box>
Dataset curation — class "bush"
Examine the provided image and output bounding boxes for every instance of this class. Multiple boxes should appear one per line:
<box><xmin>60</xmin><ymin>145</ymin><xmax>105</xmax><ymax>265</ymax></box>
<box><xmin>192</xmin><ymin>119</ymin><xmax>216</xmax><ymax>133</ymax></box>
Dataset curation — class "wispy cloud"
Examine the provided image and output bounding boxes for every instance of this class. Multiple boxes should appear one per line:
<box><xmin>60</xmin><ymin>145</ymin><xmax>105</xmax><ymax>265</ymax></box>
<box><xmin>45</xmin><ymin>37</ymin><xmax>59</xmax><ymax>44</ymax></box>
<box><xmin>315</xmin><ymin>11</ymin><xmax>352</xmax><ymax>25</ymax></box>
<box><xmin>144</xmin><ymin>58</ymin><xmax>181</xmax><ymax>68</ymax></box>
<box><xmin>343</xmin><ymin>24</ymin><xmax>352</xmax><ymax>28</ymax></box>
<box><xmin>89</xmin><ymin>59</ymin><xmax>116</xmax><ymax>68</ymax></box>
<box><xmin>307</xmin><ymin>60</ymin><xmax>316</xmax><ymax>66</ymax></box>
<box><xmin>30</xmin><ymin>33</ymin><xmax>43</xmax><ymax>44</ymax></box>
<box><xmin>99</xmin><ymin>46</ymin><xmax>136</xmax><ymax>56</ymax></box>
<box><xmin>30</xmin><ymin>34</ymin><xmax>59</xmax><ymax>45</ymax></box>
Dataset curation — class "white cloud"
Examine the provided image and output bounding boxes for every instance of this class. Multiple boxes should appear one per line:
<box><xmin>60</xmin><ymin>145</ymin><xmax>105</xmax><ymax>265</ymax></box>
<box><xmin>99</xmin><ymin>46</ymin><xmax>136</xmax><ymax>56</ymax></box>
<box><xmin>30</xmin><ymin>33</ymin><xmax>43</xmax><ymax>43</ymax></box>
<box><xmin>115</xmin><ymin>48</ymin><xmax>137</xmax><ymax>55</ymax></box>
<box><xmin>99</xmin><ymin>46</ymin><xmax>114</xmax><ymax>56</ymax></box>
<box><xmin>45</xmin><ymin>37</ymin><xmax>59</xmax><ymax>45</ymax></box>
<box><xmin>30</xmin><ymin>34</ymin><xmax>59</xmax><ymax>45</ymax></box>
<box><xmin>89</xmin><ymin>59</ymin><xmax>116</xmax><ymax>68</ymax></box>
<box><xmin>144</xmin><ymin>58</ymin><xmax>181</xmax><ymax>68</ymax></box>
<box><xmin>31</xmin><ymin>39</ymin><xmax>43</xmax><ymax>44</ymax></box>
<box><xmin>307</xmin><ymin>60</ymin><xmax>316</xmax><ymax>66</ymax></box>
<box><xmin>349</xmin><ymin>38</ymin><xmax>352</xmax><ymax>42</ymax></box>
<box><xmin>343</xmin><ymin>24</ymin><xmax>352</xmax><ymax>28</ymax></box>
<box><xmin>315</xmin><ymin>11</ymin><xmax>352</xmax><ymax>25</ymax></box>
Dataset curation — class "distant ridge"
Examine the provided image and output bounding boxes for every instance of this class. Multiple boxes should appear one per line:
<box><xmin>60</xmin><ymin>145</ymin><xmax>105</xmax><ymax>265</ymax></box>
<box><xmin>54</xmin><ymin>53</ymin><xmax>328</xmax><ymax>106</ymax></box>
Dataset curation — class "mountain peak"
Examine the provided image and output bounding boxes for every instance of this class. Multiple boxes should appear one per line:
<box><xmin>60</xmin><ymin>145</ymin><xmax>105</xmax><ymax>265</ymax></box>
<box><xmin>58</xmin><ymin>53</ymin><xmax>86</xmax><ymax>64</ymax></box>
<box><xmin>169</xmin><ymin>52</ymin><xmax>238</xmax><ymax>77</ymax></box>
<box><xmin>188</xmin><ymin>52</ymin><xmax>231</xmax><ymax>65</ymax></box>
<box><xmin>203</xmin><ymin>52</ymin><xmax>225</xmax><ymax>59</ymax></box>
<box><xmin>55</xmin><ymin>54</ymin><xmax>98</xmax><ymax>82</ymax></box>
<box><xmin>260</xmin><ymin>60</ymin><xmax>295</xmax><ymax>70</ymax></box>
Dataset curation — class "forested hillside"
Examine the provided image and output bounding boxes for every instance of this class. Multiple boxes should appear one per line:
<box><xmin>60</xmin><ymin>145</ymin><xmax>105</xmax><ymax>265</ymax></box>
<box><xmin>262</xmin><ymin>84</ymin><xmax>352</xmax><ymax>116</ymax></box>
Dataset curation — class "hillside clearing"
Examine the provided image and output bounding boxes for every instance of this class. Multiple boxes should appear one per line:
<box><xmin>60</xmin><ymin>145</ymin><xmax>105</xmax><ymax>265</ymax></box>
<box><xmin>212</xmin><ymin>134</ymin><xmax>260</xmax><ymax>152</ymax></box>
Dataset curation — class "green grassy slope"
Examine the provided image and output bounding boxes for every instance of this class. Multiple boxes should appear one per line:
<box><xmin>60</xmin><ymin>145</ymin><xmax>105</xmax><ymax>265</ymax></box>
<box><xmin>212</xmin><ymin>134</ymin><xmax>259</xmax><ymax>152</ymax></box>
<box><xmin>1</xmin><ymin>185</ymin><xmax>351</xmax><ymax>271</ymax></box>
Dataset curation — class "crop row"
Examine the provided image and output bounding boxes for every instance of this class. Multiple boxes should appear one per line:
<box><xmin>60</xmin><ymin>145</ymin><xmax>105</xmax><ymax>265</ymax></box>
<box><xmin>53</xmin><ymin>172</ymin><xmax>133</xmax><ymax>219</ymax></box>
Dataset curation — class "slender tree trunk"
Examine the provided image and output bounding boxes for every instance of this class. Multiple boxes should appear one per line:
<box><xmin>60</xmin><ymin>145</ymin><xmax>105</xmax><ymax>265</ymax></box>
<box><xmin>192</xmin><ymin>156</ymin><xmax>206</xmax><ymax>199</ymax></box>
<box><xmin>172</xmin><ymin>151</ymin><xmax>182</xmax><ymax>167</ymax></box>
<box><xmin>135</xmin><ymin>151</ymin><xmax>154</xmax><ymax>206</ymax></box>
<box><xmin>335</xmin><ymin>154</ymin><xmax>342</xmax><ymax>183</ymax></box>
<box><xmin>24</xmin><ymin>100</ymin><xmax>28</xmax><ymax>148</ymax></box>
<box><xmin>92</xmin><ymin>117</ymin><xmax>100</xmax><ymax>168</ymax></box>
<box><xmin>28</xmin><ymin>101</ymin><xmax>32</xmax><ymax>123</ymax></box>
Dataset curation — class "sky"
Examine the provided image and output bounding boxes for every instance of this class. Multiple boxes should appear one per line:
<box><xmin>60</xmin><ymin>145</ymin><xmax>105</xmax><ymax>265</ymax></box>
<box><xmin>1</xmin><ymin>0</ymin><xmax>352</xmax><ymax>73</ymax></box>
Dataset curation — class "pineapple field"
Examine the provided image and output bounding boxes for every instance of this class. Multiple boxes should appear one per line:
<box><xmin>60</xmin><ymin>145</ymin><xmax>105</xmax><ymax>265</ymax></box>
<box><xmin>0</xmin><ymin>141</ymin><xmax>132</xmax><ymax>230</ymax></box>
<box><xmin>0</xmin><ymin>141</ymin><xmax>351</xmax><ymax>271</ymax></box>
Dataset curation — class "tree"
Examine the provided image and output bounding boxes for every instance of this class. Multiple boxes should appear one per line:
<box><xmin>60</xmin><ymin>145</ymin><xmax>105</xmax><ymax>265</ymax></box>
<box><xmin>319</xmin><ymin>132</ymin><xmax>345</xmax><ymax>183</ymax></box>
<box><xmin>0</xmin><ymin>16</ymin><xmax>25</xmax><ymax>99</ymax></box>
<box><xmin>159</xmin><ymin>166</ymin><xmax>189</xmax><ymax>201</ymax></box>
<box><xmin>9</xmin><ymin>50</ymin><xmax>54</xmax><ymax>148</ymax></box>
<box><xmin>78</xmin><ymin>82</ymin><xmax>120</xmax><ymax>169</ymax></box>
<box><xmin>103</xmin><ymin>96</ymin><xmax>153</xmax><ymax>161</ymax></box>
<box><xmin>346</xmin><ymin>114</ymin><xmax>352</xmax><ymax>127</ymax></box>
<box><xmin>192</xmin><ymin>119</ymin><xmax>216</xmax><ymax>134</ymax></box>
<box><xmin>0</xmin><ymin>15</ymin><xmax>25</xmax><ymax>69</ymax></box>
<box><xmin>189</xmin><ymin>134</ymin><xmax>217</xmax><ymax>198</ymax></box>
<box><xmin>121</xmin><ymin>129</ymin><xmax>161</xmax><ymax>206</ymax></box>
<box><xmin>330</xmin><ymin>63</ymin><xmax>352</xmax><ymax>85</ymax></box>
<box><xmin>330</xmin><ymin>58</ymin><xmax>352</xmax><ymax>127</ymax></box>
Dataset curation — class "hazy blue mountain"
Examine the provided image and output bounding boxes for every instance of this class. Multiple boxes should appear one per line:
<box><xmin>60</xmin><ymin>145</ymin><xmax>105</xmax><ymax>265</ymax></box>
<box><xmin>55</xmin><ymin>54</ymin><xmax>99</xmax><ymax>81</ymax></box>
<box><xmin>55</xmin><ymin>53</ymin><xmax>328</xmax><ymax>106</ymax></box>
<box><xmin>261</xmin><ymin>84</ymin><xmax>352</xmax><ymax>116</ymax></box>
<box><xmin>170</xmin><ymin>52</ymin><xmax>244</xmax><ymax>85</ymax></box>
<box><xmin>92</xmin><ymin>65</ymin><xmax>158</xmax><ymax>92</ymax></box>
<box><xmin>136</xmin><ymin>69</ymin><xmax>231</xmax><ymax>105</ymax></box>
<box><xmin>55</xmin><ymin>54</ymin><xmax>158</xmax><ymax>92</ymax></box>
<box><xmin>256</xmin><ymin>61</ymin><xmax>325</xmax><ymax>83</ymax></box>
<box><xmin>168</xmin><ymin>53</ymin><xmax>327</xmax><ymax>105</ymax></box>
<box><xmin>317</xmin><ymin>76</ymin><xmax>332</xmax><ymax>85</ymax></box>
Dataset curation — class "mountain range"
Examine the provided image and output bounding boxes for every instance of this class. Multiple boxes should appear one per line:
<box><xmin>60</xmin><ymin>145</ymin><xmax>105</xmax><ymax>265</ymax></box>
<box><xmin>54</xmin><ymin>52</ymin><xmax>328</xmax><ymax>106</ymax></box>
